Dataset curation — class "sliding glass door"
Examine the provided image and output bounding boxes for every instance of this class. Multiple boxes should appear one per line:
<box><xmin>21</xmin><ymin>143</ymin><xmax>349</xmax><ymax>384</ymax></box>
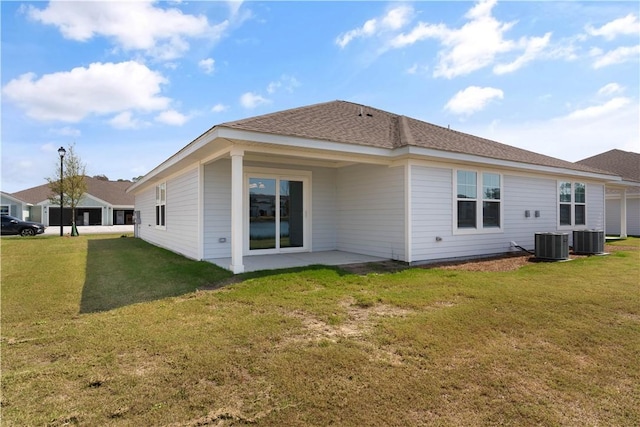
<box><xmin>248</xmin><ymin>174</ymin><xmax>307</xmax><ymax>253</ymax></box>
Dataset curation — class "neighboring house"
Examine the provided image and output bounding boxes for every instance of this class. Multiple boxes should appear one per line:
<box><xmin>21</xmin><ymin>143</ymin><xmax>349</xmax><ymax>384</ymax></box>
<box><xmin>10</xmin><ymin>177</ymin><xmax>135</xmax><ymax>226</ymax></box>
<box><xmin>127</xmin><ymin>101</ymin><xmax>620</xmax><ymax>273</ymax></box>
<box><xmin>0</xmin><ymin>191</ymin><xmax>32</xmax><ymax>220</ymax></box>
<box><xmin>577</xmin><ymin>149</ymin><xmax>640</xmax><ymax>237</ymax></box>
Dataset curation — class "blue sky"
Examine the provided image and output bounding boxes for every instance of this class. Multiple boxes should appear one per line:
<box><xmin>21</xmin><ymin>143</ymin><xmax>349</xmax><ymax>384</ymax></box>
<box><xmin>2</xmin><ymin>0</ymin><xmax>638</xmax><ymax>193</ymax></box>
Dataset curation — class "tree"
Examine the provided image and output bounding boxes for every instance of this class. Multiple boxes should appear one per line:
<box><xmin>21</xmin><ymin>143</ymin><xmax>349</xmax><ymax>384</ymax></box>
<box><xmin>46</xmin><ymin>144</ymin><xmax>87</xmax><ymax>236</ymax></box>
<box><xmin>93</xmin><ymin>174</ymin><xmax>109</xmax><ymax>181</ymax></box>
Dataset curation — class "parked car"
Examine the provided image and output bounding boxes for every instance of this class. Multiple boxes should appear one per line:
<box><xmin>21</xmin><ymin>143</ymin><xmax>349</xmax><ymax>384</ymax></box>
<box><xmin>1</xmin><ymin>215</ymin><xmax>46</xmax><ymax>236</ymax></box>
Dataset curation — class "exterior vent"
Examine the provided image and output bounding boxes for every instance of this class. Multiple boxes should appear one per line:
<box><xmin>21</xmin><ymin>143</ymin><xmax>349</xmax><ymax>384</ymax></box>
<box><xmin>535</xmin><ymin>232</ymin><xmax>569</xmax><ymax>260</ymax></box>
<box><xmin>573</xmin><ymin>230</ymin><xmax>605</xmax><ymax>254</ymax></box>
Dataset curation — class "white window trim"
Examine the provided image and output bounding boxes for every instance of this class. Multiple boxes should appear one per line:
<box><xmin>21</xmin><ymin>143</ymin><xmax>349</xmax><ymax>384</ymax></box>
<box><xmin>452</xmin><ymin>169</ymin><xmax>504</xmax><ymax>235</ymax></box>
<box><xmin>557</xmin><ymin>181</ymin><xmax>587</xmax><ymax>229</ymax></box>
<box><xmin>155</xmin><ymin>182</ymin><xmax>167</xmax><ymax>230</ymax></box>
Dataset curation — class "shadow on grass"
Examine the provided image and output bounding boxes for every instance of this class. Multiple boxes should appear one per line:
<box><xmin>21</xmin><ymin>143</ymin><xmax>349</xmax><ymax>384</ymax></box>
<box><xmin>80</xmin><ymin>237</ymin><xmax>234</xmax><ymax>313</ymax></box>
<box><xmin>79</xmin><ymin>237</ymin><xmax>370</xmax><ymax>314</ymax></box>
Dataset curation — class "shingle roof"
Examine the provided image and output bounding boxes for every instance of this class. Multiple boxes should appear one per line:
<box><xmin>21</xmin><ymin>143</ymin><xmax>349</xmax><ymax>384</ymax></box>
<box><xmin>220</xmin><ymin>100</ymin><xmax>606</xmax><ymax>174</ymax></box>
<box><xmin>11</xmin><ymin>177</ymin><xmax>135</xmax><ymax>205</ymax></box>
<box><xmin>576</xmin><ymin>149</ymin><xmax>640</xmax><ymax>183</ymax></box>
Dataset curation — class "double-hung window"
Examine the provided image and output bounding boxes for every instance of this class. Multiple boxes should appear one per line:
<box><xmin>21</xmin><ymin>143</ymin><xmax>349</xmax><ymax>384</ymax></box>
<box><xmin>455</xmin><ymin>170</ymin><xmax>502</xmax><ymax>232</ymax></box>
<box><xmin>0</xmin><ymin>205</ymin><xmax>9</xmax><ymax>216</ymax></box>
<box><xmin>558</xmin><ymin>181</ymin><xmax>585</xmax><ymax>227</ymax></box>
<box><xmin>155</xmin><ymin>182</ymin><xmax>166</xmax><ymax>228</ymax></box>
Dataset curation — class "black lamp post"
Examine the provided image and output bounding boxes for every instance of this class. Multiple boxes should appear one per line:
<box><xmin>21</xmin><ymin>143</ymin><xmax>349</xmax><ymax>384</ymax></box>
<box><xmin>58</xmin><ymin>146</ymin><xmax>66</xmax><ymax>236</ymax></box>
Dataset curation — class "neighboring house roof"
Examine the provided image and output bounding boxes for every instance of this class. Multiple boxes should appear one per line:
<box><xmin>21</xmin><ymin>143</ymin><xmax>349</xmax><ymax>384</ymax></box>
<box><xmin>219</xmin><ymin>100</ymin><xmax>605</xmax><ymax>175</ymax></box>
<box><xmin>1</xmin><ymin>191</ymin><xmax>30</xmax><ymax>205</ymax></box>
<box><xmin>11</xmin><ymin>177</ymin><xmax>135</xmax><ymax>205</ymax></box>
<box><xmin>576</xmin><ymin>149</ymin><xmax>640</xmax><ymax>183</ymax></box>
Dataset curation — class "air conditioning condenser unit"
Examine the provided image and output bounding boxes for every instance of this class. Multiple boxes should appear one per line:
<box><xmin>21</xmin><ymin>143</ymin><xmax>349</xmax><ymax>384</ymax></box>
<box><xmin>535</xmin><ymin>232</ymin><xmax>569</xmax><ymax>260</ymax></box>
<box><xmin>573</xmin><ymin>230</ymin><xmax>605</xmax><ymax>254</ymax></box>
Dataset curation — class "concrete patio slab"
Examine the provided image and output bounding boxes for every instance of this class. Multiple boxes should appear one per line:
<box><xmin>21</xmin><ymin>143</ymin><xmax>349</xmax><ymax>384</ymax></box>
<box><xmin>207</xmin><ymin>250</ymin><xmax>388</xmax><ymax>273</ymax></box>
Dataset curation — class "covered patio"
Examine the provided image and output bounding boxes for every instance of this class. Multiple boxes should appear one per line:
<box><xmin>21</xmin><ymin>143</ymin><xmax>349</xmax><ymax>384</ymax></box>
<box><xmin>207</xmin><ymin>250</ymin><xmax>388</xmax><ymax>273</ymax></box>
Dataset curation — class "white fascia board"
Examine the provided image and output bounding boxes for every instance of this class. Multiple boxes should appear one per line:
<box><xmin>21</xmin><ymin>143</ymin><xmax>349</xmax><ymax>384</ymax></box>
<box><xmin>127</xmin><ymin>124</ymin><xmax>622</xmax><ymax>194</ymax></box>
<box><xmin>216</xmin><ymin>128</ymin><xmax>393</xmax><ymax>158</ymax></box>
<box><xmin>606</xmin><ymin>179</ymin><xmax>640</xmax><ymax>189</ymax></box>
<box><xmin>127</xmin><ymin>127</ymin><xmax>222</xmax><ymax>194</ymax></box>
<box><xmin>397</xmin><ymin>146</ymin><xmax>622</xmax><ymax>182</ymax></box>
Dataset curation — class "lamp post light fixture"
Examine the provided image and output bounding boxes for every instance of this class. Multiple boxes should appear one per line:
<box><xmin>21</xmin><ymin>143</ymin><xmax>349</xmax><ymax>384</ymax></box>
<box><xmin>58</xmin><ymin>146</ymin><xmax>66</xmax><ymax>236</ymax></box>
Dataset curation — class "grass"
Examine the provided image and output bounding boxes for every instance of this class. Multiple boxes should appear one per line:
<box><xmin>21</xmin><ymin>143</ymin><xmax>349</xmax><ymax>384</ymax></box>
<box><xmin>1</xmin><ymin>235</ymin><xmax>639</xmax><ymax>426</ymax></box>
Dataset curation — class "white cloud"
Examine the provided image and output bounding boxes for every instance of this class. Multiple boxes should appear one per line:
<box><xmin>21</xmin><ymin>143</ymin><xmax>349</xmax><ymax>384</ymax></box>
<box><xmin>211</xmin><ymin>103</ymin><xmax>229</xmax><ymax>113</ymax></box>
<box><xmin>586</xmin><ymin>14</ymin><xmax>640</xmax><ymax>40</ymax></box>
<box><xmin>564</xmin><ymin>97</ymin><xmax>631</xmax><ymax>121</ymax></box>
<box><xmin>469</xmin><ymin>99</ymin><xmax>639</xmax><ymax>161</ymax></box>
<box><xmin>2</xmin><ymin>61</ymin><xmax>170</xmax><ymax>122</ymax></box>
<box><xmin>388</xmin><ymin>21</ymin><xmax>447</xmax><ymax>49</ymax></box>
<box><xmin>40</xmin><ymin>142</ymin><xmax>58</xmax><ymax>153</ymax></box>
<box><xmin>494</xmin><ymin>32</ymin><xmax>552</xmax><ymax>75</ymax></box>
<box><xmin>387</xmin><ymin>0</ymin><xmax>552</xmax><ymax>79</ymax></box>
<box><xmin>155</xmin><ymin>109</ymin><xmax>189</xmax><ymax>126</ymax></box>
<box><xmin>240</xmin><ymin>92</ymin><xmax>270</xmax><ymax>109</ymax></box>
<box><xmin>50</xmin><ymin>126</ymin><xmax>81</xmax><ymax>137</ymax></box>
<box><xmin>597</xmin><ymin>83</ymin><xmax>624</xmax><ymax>97</ymax></box>
<box><xmin>592</xmin><ymin>45</ymin><xmax>640</xmax><ymax>68</ymax></box>
<box><xmin>445</xmin><ymin>86</ymin><xmax>504</xmax><ymax>115</ymax></box>
<box><xmin>406</xmin><ymin>63</ymin><xmax>429</xmax><ymax>75</ymax></box>
<box><xmin>109</xmin><ymin>111</ymin><xmax>147</xmax><ymax>129</ymax></box>
<box><xmin>266</xmin><ymin>75</ymin><xmax>300</xmax><ymax>94</ymax></box>
<box><xmin>336</xmin><ymin>5</ymin><xmax>413</xmax><ymax>48</ymax></box>
<box><xmin>26</xmin><ymin>1</ymin><xmax>227</xmax><ymax>60</ymax></box>
<box><xmin>199</xmin><ymin>58</ymin><xmax>215</xmax><ymax>74</ymax></box>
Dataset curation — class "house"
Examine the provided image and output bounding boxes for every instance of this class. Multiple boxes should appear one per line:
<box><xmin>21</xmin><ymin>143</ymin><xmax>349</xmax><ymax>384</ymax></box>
<box><xmin>10</xmin><ymin>177</ymin><xmax>135</xmax><ymax>226</ymax></box>
<box><xmin>127</xmin><ymin>100</ymin><xmax>620</xmax><ymax>273</ymax></box>
<box><xmin>1</xmin><ymin>192</ymin><xmax>32</xmax><ymax>219</ymax></box>
<box><xmin>577</xmin><ymin>149</ymin><xmax>640</xmax><ymax>237</ymax></box>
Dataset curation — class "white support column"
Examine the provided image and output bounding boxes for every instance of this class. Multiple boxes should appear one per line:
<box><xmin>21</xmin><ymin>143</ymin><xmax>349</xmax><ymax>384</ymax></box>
<box><xmin>404</xmin><ymin>161</ymin><xmax>412</xmax><ymax>264</ymax></box>
<box><xmin>197</xmin><ymin>163</ymin><xmax>205</xmax><ymax>260</ymax></box>
<box><xmin>230</xmin><ymin>148</ymin><xmax>245</xmax><ymax>273</ymax></box>
<box><xmin>620</xmin><ymin>188</ymin><xmax>628</xmax><ymax>238</ymax></box>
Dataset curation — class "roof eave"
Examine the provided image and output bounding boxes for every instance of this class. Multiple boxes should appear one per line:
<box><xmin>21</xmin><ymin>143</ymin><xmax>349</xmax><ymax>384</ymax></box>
<box><xmin>127</xmin><ymin>126</ymin><xmax>221</xmax><ymax>194</ymax></box>
<box><xmin>127</xmin><ymin>126</ymin><xmax>622</xmax><ymax>194</ymax></box>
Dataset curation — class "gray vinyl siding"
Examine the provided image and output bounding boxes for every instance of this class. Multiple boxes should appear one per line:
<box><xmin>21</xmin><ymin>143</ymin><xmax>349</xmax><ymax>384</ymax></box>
<box><xmin>136</xmin><ymin>166</ymin><xmax>200</xmax><ymax>260</ymax></box>
<box><xmin>628</xmin><ymin>198</ymin><xmax>640</xmax><ymax>236</ymax></box>
<box><xmin>586</xmin><ymin>183</ymin><xmax>605</xmax><ymax>230</ymax></box>
<box><xmin>502</xmin><ymin>175</ymin><xmax>558</xmax><ymax>250</ymax></box>
<box><xmin>606</xmin><ymin>196</ymin><xmax>640</xmax><ymax>236</ymax></box>
<box><xmin>336</xmin><ymin>164</ymin><xmax>405</xmax><ymax>260</ymax></box>
<box><xmin>307</xmin><ymin>166</ymin><xmax>337</xmax><ymax>251</ymax></box>
<box><xmin>202</xmin><ymin>160</ymin><xmax>337</xmax><ymax>259</ymax></box>
<box><xmin>606</xmin><ymin>199</ymin><xmax>621</xmax><ymax>235</ymax></box>
<box><xmin>1</xmin><ymin>195</ymin><xmax>26</xmax><ymax>220</ymax></box>
<box><xmin>410</xmin><ymin>165</ymin><xmax>452</xmax><ymax>259</ymax></box>
<box><xmin>203</xmin><ymin>159</ymin><xmax>232</xmax><ymax>259</ymax></box>
<box><xmin>77</xmin><ymin>194</ymin><xmax>107</xmax><ymax>207</ymax></box>
<box><xmin>411</xmin><ymin>166</ymin><xmax>575</xmax><ymax>262</ymax></box>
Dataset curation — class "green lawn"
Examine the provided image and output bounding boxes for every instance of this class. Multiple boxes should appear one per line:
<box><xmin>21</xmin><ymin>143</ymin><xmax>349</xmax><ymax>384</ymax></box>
<box><xmin>1</xmin><ymin>235</ymin><xmax>639</xmax><ymax>426</ymax></box>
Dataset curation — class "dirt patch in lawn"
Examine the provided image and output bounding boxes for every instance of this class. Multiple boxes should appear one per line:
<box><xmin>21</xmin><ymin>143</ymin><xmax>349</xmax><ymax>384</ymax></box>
<box><xmin>287</xmin><ymin>297</ymin><xmax>413</xmax><ymax>343</ymax></box>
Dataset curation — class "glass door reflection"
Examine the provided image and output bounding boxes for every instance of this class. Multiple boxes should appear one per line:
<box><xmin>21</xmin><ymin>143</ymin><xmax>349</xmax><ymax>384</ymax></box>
<box><xmin>280</xmin><ymin>180</ymin><xmax>304</xmax><ymax>248</ymax></box>
<box><xmin>249</xmin><ymin>178</ymin><xmax>276</xmax><ymax>250</ymax></box>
